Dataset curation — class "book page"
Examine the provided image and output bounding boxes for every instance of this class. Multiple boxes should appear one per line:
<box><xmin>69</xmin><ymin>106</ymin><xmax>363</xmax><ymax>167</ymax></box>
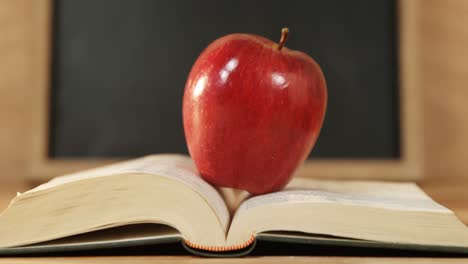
<box><xmin>226</xmin><ymin>178</ymin><xmax>468</xmax><ymax>248</ymax></box>
<box><xmin>26</xmin><ymin>155</ymin><xmax>230</xmax><ymax>230</ymax></box>
<box><xmin>234</xmin><ymin>177</ymin><xmax>451</xmax><ymax>218</ymax></box>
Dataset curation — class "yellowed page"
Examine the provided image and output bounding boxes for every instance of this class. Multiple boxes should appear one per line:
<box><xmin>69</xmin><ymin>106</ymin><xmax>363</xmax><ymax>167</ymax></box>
<box><xmin>225</xmin><ymin>177</ymin><xmax>468</xmax><ymax>247</ymax></box>
<box><xmin>235</xmin><ymin>178</ymin><xmax>451</xmax><ymax>216</ymax></box>
<box><xmin>25</xmin><ymin>154</ymin><xmax>230</xmax><ymax>231</ymax></box>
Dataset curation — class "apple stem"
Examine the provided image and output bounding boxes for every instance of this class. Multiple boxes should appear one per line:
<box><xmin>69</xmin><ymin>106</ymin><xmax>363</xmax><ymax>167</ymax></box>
<box><xmin>277</xmin><ymin>27</ymin><xmax>289</xmax><ymax>51</ymax></box>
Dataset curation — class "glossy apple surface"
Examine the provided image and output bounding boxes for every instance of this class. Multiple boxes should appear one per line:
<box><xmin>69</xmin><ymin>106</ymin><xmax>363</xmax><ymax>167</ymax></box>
<box><xmin>183</xmin><ymin>29</ymin><xmax>327</xmax><ymax>194</ymax></box>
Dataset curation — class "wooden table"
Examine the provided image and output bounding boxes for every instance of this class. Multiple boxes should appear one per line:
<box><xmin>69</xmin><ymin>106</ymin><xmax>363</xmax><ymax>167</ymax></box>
<box><xmin>0</xmin><ymin>179</ymin><xmax>467</xmax><ymax>263</ymax></box>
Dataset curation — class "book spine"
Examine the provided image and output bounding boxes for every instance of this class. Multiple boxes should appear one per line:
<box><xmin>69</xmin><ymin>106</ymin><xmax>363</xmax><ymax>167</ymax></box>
<box><xmin>183</xmin><ymin>234</ymin><xmax>255</xmax><ymax>252</ymax></box>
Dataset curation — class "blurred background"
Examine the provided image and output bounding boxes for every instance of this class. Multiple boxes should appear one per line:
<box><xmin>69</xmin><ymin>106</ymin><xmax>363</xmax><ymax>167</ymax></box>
<box><xmin>0</xmin><ymin>0</ymin><xmax>467</xmax><ymax>216</ymax></box>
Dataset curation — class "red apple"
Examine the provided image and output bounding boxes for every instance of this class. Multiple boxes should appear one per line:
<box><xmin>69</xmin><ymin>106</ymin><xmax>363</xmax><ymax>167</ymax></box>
<box><xmin>183</xmin><ymin>28</ymin><xmax>327</xmax><ymax>194</ymax></box>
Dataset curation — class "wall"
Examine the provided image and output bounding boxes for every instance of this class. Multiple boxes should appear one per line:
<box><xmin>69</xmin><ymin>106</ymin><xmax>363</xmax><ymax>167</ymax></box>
<box><xmin>421</xmin><ymin>0</ymin><xmax>468</xmax><ymax>182</ymax></box>
<box><xmin>0</xmin><ymin>1</ymin><xmax>31</xmax><ymax>182</ymax></box>
<box><xmin>0</xmin><ymin>0</ymin><xmax>467</xmax><ymax>182</ymax></box>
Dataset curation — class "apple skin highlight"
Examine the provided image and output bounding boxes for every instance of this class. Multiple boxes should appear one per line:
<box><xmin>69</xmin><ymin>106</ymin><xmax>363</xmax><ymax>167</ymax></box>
<box><xmin>183</xmin><ymin>29</ymin><xmax>327</xmax><ymax>194</ymax></box>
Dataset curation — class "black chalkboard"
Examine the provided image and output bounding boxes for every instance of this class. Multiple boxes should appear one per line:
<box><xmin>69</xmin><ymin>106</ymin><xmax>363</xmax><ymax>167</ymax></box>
<box><xmin>49</xmin><ymin>0</ymin><xmax>399</xmax><ymax>159</ymax></box>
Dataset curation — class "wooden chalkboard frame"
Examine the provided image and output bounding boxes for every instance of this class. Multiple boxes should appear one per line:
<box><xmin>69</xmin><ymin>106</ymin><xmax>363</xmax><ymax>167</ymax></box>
<box><xmin>27</xmin><ymin>0</ymin><xmax>423</xmax><ymax>182</ymax></box>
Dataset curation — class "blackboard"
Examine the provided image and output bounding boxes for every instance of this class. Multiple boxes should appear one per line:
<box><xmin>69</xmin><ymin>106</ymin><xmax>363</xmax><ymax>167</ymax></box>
<box><xmin>49</xmin><ymin>0</ymin><xmax>399</xmax><ymax>159</ymax></box>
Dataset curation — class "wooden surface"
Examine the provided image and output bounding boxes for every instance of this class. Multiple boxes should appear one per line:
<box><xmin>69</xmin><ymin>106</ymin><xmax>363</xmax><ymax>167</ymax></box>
<box><xmin>0</xmin><ymin>178</ymin><xmax>467</xmax><ymax>263</ymax></box>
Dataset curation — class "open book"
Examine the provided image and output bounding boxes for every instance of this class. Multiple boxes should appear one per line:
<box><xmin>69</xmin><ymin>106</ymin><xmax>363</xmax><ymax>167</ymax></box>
<box><xmin>1</xmin><ymin>154</ymin><xmax>468</xmax><ymax>257</ymax></box>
